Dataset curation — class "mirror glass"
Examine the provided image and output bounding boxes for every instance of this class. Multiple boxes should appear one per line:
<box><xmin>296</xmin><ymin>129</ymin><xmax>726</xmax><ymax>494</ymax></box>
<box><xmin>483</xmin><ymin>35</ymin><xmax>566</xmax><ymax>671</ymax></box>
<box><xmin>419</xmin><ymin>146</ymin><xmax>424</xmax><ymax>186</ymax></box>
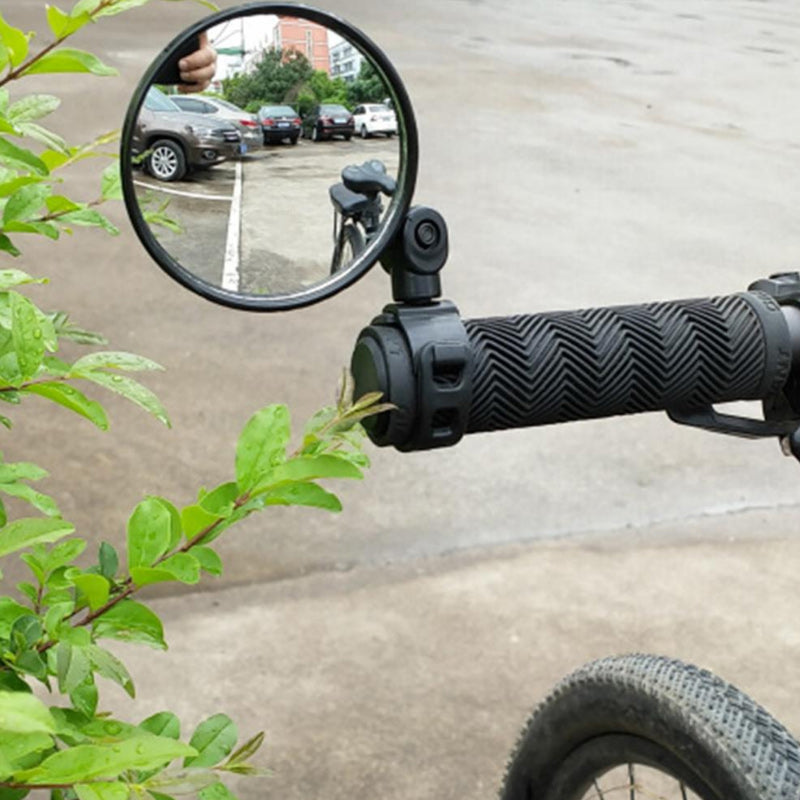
<box><xmin>125</xmin><ymin>10</ymin><xmax>406</xmax><ymax>302</ymax></box>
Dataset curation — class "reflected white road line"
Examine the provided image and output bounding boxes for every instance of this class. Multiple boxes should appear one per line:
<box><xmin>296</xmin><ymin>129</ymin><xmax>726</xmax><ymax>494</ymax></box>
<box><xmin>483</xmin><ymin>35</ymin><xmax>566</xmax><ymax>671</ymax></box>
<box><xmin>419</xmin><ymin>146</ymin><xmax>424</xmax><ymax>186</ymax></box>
<box><xmin>221</xmin><ymin>160</ymin><xmax>243</xmax><ymax>291</ymax></box>
<box><xmin>133</xmin><ymin>179</ymin><xmax>233</xmax><ymax>201</ymax></box>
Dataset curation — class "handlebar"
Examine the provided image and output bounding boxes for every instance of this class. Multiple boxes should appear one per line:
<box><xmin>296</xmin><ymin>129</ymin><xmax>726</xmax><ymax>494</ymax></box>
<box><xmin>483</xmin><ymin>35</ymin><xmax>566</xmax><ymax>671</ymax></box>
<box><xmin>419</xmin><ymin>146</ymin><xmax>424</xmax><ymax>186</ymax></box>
<box><xmin>351</xmin><ymin>284</ymin><xmax>800</xmax><ymax>453</ymax></box>
<box><xmin>464</xmin><ymin>292</ymin><xmax>789</xmax><ymax>433</ymax></box>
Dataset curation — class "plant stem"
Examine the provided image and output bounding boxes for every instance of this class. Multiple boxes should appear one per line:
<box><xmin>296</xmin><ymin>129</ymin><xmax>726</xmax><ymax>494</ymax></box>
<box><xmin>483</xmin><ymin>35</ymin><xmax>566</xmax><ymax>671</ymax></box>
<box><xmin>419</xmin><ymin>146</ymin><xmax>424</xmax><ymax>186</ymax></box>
<box><xmin>52</xmin><ymin>491</ymin><xmax>253</xmax><ymax>639</ymax></box>
<box><xmin>0</xmin><ymin>784</ymin><xmax>76</xmax><ymax>791</ymax></box>
<box><xmin>0</xmin><ymin>0</ymin><xmax>118</xmax><ymax>89</ymax></box>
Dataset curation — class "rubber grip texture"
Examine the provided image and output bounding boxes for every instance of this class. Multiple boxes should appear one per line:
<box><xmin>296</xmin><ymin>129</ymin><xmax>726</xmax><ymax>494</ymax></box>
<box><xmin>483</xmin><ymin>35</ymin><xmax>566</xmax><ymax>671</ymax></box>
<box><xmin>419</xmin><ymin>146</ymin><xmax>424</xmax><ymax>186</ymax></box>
<box><xmin>464</xmin><ymin>293</ymin><xmax>784</xmax><ymax>433</ymax></box>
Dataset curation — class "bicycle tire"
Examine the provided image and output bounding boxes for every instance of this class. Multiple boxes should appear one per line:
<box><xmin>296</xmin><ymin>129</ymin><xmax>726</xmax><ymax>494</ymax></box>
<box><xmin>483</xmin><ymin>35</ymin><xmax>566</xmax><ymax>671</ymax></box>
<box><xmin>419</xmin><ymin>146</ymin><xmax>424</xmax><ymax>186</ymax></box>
<box><xmin>500</xmin><ymin>654</ymin><xmax>800</xmax><ymax>800</ymax></box>
<box><xmin>330</xmin><ymin>222</ymin><xmax>365</xmax><ymax>274</ymax></box>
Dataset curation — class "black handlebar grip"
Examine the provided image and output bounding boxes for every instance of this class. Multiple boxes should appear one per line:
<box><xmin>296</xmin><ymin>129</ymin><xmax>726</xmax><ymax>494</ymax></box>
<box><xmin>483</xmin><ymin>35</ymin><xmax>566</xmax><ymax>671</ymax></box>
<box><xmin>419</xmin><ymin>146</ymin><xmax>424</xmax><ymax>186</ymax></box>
<box><xmin>463</xmin><ymin>291</ymin><xmax>791</xmax><ymax>434</ymax></box>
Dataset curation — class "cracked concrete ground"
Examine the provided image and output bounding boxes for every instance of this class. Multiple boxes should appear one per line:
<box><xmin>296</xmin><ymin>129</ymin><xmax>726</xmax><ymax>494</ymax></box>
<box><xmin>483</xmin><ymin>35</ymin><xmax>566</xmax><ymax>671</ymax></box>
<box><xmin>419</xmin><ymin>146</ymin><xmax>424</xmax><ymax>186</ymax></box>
<box><xmin>3</xmin><ymin>0</ymin><xmax>800</xmax><ymax>796</ymax></box>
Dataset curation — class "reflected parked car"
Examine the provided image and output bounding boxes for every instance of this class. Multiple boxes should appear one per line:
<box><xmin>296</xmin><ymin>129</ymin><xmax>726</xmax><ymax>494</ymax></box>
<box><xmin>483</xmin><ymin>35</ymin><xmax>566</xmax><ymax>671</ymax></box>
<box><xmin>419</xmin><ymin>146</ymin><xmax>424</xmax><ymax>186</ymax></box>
<box><xmin>257</xmin><ymin>105</ymin><xmax>302</xmax><ymax>145</ymax></box>
<box><xmin>352</xmin><ymin>103</ymin><xmax>397</xmax><ymax>138</ymax></box>
<box><xmin>169</xmin><ymin>95</ymin><xmax>262</xmax><ymax>152</ymax></box>
<box><xmin>302</xmin><ymin>104</ymin><xmax>355</xmax><ymax>142</ymax></box>
<box><xmin>132</xmin><ymin>87</ymin><xmax>241</xmax><ymax>182</ymax></box>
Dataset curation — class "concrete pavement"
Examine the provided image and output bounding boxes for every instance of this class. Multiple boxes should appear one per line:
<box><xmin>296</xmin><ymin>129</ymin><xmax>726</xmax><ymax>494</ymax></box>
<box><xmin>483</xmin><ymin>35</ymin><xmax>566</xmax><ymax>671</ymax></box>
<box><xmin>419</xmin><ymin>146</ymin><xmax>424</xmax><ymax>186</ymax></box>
<box><xmin>110</xmin><ymin>509</ymin><xmax>800</xmax><ymax>799</ymax></box>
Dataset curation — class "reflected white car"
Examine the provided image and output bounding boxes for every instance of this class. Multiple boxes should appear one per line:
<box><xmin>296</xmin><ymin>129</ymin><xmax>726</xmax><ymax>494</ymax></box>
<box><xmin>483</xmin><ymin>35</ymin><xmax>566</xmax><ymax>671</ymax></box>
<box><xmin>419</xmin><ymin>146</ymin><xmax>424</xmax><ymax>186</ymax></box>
<box><xmin>352</xmin><ymin>103</ymin><xmax>397</xmax><ymax>138</ymax></box>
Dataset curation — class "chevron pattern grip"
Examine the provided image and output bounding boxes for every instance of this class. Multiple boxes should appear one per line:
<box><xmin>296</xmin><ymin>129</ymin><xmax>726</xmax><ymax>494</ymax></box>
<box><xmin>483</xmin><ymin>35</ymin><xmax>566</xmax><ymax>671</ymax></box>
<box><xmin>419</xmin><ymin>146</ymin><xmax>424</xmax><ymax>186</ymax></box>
<box><xmin>464</xmin><ymin>294</ymin><xmax>775</xmax><ymax>433</ymax></box>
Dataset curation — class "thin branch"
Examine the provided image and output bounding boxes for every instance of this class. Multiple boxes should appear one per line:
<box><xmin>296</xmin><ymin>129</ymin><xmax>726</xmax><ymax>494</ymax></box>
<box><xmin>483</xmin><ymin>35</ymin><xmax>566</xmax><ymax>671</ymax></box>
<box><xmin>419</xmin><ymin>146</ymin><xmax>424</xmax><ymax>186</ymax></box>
<box><xmin>0</xmin><ymin>0</ymin><xmax>118</xmax><ymax>89</ymax></box>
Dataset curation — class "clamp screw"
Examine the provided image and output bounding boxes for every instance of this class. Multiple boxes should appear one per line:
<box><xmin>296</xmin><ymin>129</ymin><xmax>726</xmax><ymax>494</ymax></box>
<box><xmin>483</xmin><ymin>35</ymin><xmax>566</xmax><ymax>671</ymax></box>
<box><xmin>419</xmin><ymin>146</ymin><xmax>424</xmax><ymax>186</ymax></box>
<box><xmin>415</xmin><ymin>221</ymin><xmax>439</xmax><ymax>249</ymax></box>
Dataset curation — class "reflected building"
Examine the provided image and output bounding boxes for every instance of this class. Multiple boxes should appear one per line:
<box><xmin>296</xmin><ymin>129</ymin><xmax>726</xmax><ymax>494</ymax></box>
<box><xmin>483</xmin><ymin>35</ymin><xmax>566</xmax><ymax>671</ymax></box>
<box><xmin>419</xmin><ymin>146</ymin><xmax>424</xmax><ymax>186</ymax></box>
<box><xmin>329</xmin><ymin>39</ymin><xmax>364</xmax><ymax>83</ymax></box>
<box><xmin>273</xmin><ymin>17</ymin><xmax>330</xmax><ymax>73</ymax></box>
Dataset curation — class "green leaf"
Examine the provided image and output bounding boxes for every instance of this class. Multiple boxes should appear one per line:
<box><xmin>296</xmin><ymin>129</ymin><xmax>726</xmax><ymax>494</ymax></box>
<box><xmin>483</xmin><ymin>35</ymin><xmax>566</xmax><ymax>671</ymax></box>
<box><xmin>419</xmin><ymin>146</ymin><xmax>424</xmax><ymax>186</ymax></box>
<box><xmin>93</xmin><ymin>599</ymin><xmax>166</xmax><ymax>649</ymax></box>
<box><xmin>47</xmin><ymin>5</ymin><xmax>92</xmax><ymax>38</ymax></box>
<box><xmin>0</xmin><ymin>517</ymin><xmax>74</xmax><ymax>558</ymax></box>
<box><xmin>45</xmin><ymin>195</ymin><xmax>81</xmax><ymax>215</ymax></box>
<box><xmin>0</xmin><ymin>178</ymin><xmax>46</xmax><ymax>200</ymax></box>
<box><xmin>262</xmin><ymin>482</ymin><xmax>342</xmax><ymax>512</ymax></box>
<box><xmin>101</xmin><ymin>161</ymin><xmax>122</xmax><ymax>201</ymax></box>
<box><xmin>10</xmin><ymin>614</ymin><xmax>42</xmax><ymax>649</ymax></box>
<box><xmin>0</xmin><ymin>233</ymin><xmax>20</xmax><ymax>256</ymax></box>
<box><xmin>0</xmin><ymin>13</ymin><xmax>30</xmax><ymax>68</ymax></box>
<box><xmin>21</xmin><ymin>382</ymin><xmax>109</xmax><ymax>430</ymax></box>
<box><xmin>0</xmin><ymin>671</ymin><xmax>31</xmax><ymax>693</ymax></box>
<box><xmin>70</xmin><ymin>0</ymin><xmax>103</xmax><ymax>14</ymax></box>
<box><xmin>180</xmin><ymin>504</ymin><xmax>220</xmax><ymax>541</ymax></box>
<box><xmin>75</xmin><ymin>783</ymin><xmax>129</xmax><ymax>800</ymax></box>
<box><xmin>0</xmin><ymin>730</ymin><xmax>52</xmax><ymax>773</ymax></box>
<box><xmin>43</xmin><ymin>601</ymin><xmax>74</xmax><ymax>637</ymax></box>
<box><xmin>3</xmin><ymin>220</ymin><xmax>59</xmax><ymax>240</ymax></box>
<box><xmin>20</xmin><ymin>49</ymin><xmax>118</xmax><ymax>78</ymax></box>
<box><xmin>15</xmin><ymin>736</ymin><xmax>196</xmax><ymax>783</ymax></box>
<box><xmin>93</xmin><ymin>0</ymin><xmax>153</xmax><ymax>17</ymax></box>
<box><xmin>198</xmin><ymin>782</ymin><xmax>238</xmax><ymax>800</ymax></box>
<box><xmin>0</xmin><ymin>691</ymin><xmax>56</xmax><ymax>735</ymax></box>
<box><xmin>0</xmin><ymin>460</ymin><xmax>47</xmax><ymax>482</ymax></box>
<box><xmin>86</xmin><ymin>644</ymin><xmax>135</xmax><ymax>698</ymax></box>
<box><xmin>16</xmin><ymin>581</ymin><xmax>38</xmax><ymax>604</ymax></box>
<box><xmin>185</xmin><ymin>714</ymin><xmax>237</xmax><ymax>768</ymax></box>
<box><xmin>198</xmin><ymin>482</ymin><xmax>238</xmax><ymax>517</ymax></box>
<box><xmin>16</xmin><ymin>122</ymin><xmax>69</xmax><ymax>155</ymax></box>
<box><xmin>0</xmin><ymin>481</ymin><xmax>61</xmax><ymax>517</ymax></box>
<box><xmin>235</xmin><ymin>405</ymin><xmax>290</xmax><ymax>491</ymax></box>
<box><xmin>127</xmin><ymin>496</ymin><xmax>172</xmax><ymax>569</ymax></box>
<box><xmin>8</xmin><ymin>95</ymin><xmax>60</xmax><ymax>125</ymax></box>
<box><xmin>3</xmin><ymin>184</ymin><xmax>50</xmax><ymax>225</ymax></box>
<box><xmin>42</xmin><ymin>537</ymin><xmax>87</xmax><ymax>572</ymax></box>
<box><xmin>139</xmin><ymin>712</ymin><xmax>179</xmax><ymax>740</ymax></box>
<box><xmin>189</xmin><ymin>546</ymin><xmax>222</xmax><ymax>577</ymax></box>
<box><xmin>0</xmin><ymin>597</ymin><xmax>29</xmax><ymax>637</ymax></box>
<box><xmin>9</xmin><ymin>291</ymin><xmax>44</xmax><ymax>379</ymax></box>
<box><xmin>224</xmin><ymin>731</ymin><xmax>264</xmax><ymax>767</ymax></box>
<box><xmin>14</xmin><ymin>649</ymin><xmax>48</xmax><ymax>679</ymax></box>
<box><xmin>0</xmin><ymin>137</ymin><xmax>49</xmax><ymax>176</ymax></box>
<box><xmin>56</xmin><ymin>641</ymin><xmax>92</xmax><ymax>694</ymax></box>
<box><xmin>130</xmin><ymin>554</ymin><xmax>200</xmax><ymax>587</ymax></box>
<box><xmin>134</xmin><ymin>553</ymin><xmax>200</xmax><ymax>586</ymax></box>
<box><xmin>0</xmin><ymin>269</ymin><xmax>45</xmax><ymax>289</ymax></box>
<box><xmin>49</xmin><ymin>311</ymin><xmax>107</xmax><ymax>346</ymax></box>
<box><xmin>79</xmin><ymin>371</ymin><xmax>169</xmax><ymax>427</ymax></box>
<box><xmin>260</xmin><ymin>454</ymin><xmax>363</xmax><ymax>488</ymax></box>
<box><xmin>69</xmin><ymin>677</ymin><xmax>98</xmax><ymax>718</ymax></box>
<box><xmin>57</xmin><ymin>207</ymin><xmax>119</xmax><ymax>235</ymax></box>
<box><xmin>98</xmin><ymin>541</ymin><xmax>118</xmax><ymax>580</ymax></box>
<box><xmin>68</xmin><ymin>571</ymin><xmax>110</xmax><ymax>610</ymax></box>
<box><xmin>71</xmin><ymin>350</ymin><xmax>163</xmax><ymax>374</ymax></box>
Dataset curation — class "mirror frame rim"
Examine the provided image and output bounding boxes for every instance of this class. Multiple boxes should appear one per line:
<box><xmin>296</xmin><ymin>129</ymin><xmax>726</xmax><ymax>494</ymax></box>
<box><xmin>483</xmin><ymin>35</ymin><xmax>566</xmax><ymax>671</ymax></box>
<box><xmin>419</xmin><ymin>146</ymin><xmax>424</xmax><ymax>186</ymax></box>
<box><xmin>121</xmin><ymin>1</ymin><xmax>419</xmax><ymax>311</ymax></box>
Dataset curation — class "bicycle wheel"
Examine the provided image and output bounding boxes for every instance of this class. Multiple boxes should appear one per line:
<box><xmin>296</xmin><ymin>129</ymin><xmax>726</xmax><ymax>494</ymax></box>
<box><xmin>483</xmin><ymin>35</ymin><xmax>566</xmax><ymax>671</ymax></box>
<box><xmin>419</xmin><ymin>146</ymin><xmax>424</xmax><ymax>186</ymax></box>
<box><xmin>500</xmin><ymin>654</ymin><xmax>800</xmax><ymax>800</ymax></box>
<box><xmin>330</xmin><ymin>222</ymin><xmax>365</xmax><ymax>274</ymax></box>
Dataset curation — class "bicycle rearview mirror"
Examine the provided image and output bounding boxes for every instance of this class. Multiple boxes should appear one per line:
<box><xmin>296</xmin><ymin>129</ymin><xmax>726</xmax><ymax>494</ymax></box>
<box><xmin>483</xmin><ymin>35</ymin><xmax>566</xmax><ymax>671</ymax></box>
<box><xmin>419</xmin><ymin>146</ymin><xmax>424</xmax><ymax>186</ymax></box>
<box><xmin>121</xmin><ymin>2</ymin><xmax>418</xmax><ymax>311</ymax></box>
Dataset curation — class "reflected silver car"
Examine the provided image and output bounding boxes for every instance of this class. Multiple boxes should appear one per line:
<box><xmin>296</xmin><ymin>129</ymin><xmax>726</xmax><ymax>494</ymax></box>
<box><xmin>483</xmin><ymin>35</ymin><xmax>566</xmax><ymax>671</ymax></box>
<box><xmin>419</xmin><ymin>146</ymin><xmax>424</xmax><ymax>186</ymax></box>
<box><xmin>170</xmin><ymin>95</ymin><xmax>262</xmax><ymax>153</ymax></box>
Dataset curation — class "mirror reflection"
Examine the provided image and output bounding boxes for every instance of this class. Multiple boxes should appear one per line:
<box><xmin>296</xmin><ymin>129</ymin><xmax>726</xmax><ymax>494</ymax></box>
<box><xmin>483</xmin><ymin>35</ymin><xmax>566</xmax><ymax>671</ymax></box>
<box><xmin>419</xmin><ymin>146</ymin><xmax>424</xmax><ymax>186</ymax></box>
<box><xmin>130</xmin><ymin>13</ymin><xmax>401</xmax><ymax>296</ymax></box>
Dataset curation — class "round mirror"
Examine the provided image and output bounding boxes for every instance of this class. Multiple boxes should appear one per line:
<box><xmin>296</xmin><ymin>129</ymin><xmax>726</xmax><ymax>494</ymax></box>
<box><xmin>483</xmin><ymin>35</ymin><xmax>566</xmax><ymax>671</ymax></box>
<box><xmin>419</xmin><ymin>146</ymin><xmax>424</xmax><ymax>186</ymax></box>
<box><xmin>121</xmin><ymin>3</ymin><xmax>418</xmax><ymax>311</ymax></box>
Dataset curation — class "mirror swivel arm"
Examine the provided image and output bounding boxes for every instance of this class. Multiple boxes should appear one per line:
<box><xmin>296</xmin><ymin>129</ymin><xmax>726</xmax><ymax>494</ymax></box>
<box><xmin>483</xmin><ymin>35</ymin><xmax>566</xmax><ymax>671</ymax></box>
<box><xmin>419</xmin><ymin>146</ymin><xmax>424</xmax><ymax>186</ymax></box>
<box><xmin>380</xmin><ymin>206</ymin><xmax>449</xmax><ymax>304</ymax></box>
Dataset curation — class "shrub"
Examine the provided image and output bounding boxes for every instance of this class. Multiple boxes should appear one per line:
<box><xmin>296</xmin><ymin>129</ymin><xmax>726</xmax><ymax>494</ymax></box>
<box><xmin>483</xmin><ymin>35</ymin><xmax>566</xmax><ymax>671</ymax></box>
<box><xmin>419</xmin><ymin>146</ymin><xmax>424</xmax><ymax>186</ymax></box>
<box><xmin>0</xmin><ymin>3</ymin><xmax>386</xmax><ymax>799</ymax></box>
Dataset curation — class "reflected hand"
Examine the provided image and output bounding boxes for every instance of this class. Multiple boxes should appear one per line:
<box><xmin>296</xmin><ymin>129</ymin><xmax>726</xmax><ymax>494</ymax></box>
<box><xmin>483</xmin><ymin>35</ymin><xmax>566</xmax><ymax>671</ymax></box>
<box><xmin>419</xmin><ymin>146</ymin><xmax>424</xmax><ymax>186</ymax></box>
<box><xmin>178</xmin><ymin>32</ymin><xmax>217</xmax><ymax>93</ymax></box>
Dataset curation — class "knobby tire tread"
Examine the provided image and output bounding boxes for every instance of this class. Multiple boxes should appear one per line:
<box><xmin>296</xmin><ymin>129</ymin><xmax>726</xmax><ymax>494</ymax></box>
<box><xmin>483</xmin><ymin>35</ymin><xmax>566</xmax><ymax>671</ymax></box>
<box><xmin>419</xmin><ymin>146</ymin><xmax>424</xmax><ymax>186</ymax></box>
<box><xmin>500</xmin><ymin>653</ymin><xmax>800</xmax><ymax>800</ymax></box>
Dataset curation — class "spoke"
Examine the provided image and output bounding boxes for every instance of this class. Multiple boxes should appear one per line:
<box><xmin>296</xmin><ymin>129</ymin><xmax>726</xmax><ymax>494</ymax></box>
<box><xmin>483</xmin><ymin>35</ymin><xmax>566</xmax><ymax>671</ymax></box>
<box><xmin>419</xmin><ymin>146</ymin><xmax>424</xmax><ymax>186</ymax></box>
<box><xmin>629</xmin><ymin>763</ymin><xmax>635</xmax><ymax>800</ymax></box>
<box><xmin>593</xmin><ymin>778</ymin><xmax>606</xmax><ymax>800</ymax></box>
<box><xmin>680</xmin><ymin>782</ymin><xmax>688</xmax><ymax>800</ymax></box>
